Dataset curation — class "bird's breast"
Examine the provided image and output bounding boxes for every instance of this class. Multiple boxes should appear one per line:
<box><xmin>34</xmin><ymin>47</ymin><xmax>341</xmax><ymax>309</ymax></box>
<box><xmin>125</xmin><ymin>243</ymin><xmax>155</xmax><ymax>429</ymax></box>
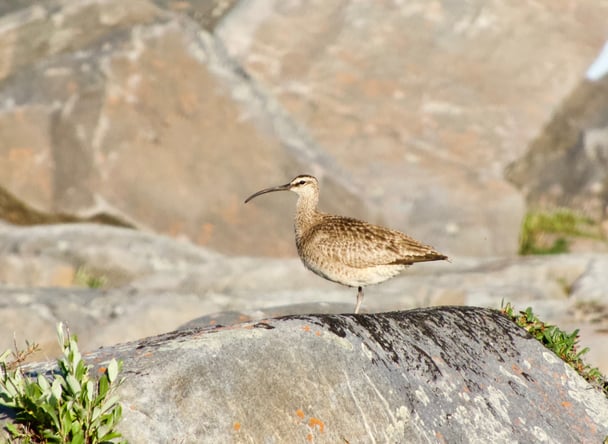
<box><xmin>295</xmin><ymin>230</ymin><xmax>407</xmax><ymax>287</ymax></box>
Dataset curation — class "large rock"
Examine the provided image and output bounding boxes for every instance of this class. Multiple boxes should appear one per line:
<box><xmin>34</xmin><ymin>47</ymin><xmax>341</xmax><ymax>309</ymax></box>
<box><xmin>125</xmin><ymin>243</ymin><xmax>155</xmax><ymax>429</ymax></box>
<box><xmin>8</xmin><ymin>307</ymin><xmax>608</xmax><ymax>442</ymax></box>
<box><xmin>0</xmin><ymin>0</ymin><xmax>370</xmax><ymax>257</ymax></box>
<box><xmin>1</xmin><ymin>1</ymin><xmax>607</xmax><ymax>257</ymax></box>
<box><xmin>217</xmin><ymin>0</ymin><xmax>608</xmax><ymax>256</ymax></box>
<box><xmin>507</xmin><ymin>75</ymin><xmax>608</xmax><ymax>232</ymax></box>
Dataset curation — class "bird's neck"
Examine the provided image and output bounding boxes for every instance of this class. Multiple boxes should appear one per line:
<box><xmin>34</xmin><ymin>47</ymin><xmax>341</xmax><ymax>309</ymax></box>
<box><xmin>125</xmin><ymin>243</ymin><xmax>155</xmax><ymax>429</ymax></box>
<box><xmin>294</xmin><ymin>194</ymin><xmax>320</xmax><ymax>239</ymax></box>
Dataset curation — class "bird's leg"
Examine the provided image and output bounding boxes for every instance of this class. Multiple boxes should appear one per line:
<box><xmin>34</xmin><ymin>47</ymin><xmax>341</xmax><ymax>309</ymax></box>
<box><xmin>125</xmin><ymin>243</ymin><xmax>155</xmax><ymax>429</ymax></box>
<box><xmin>354</xmin><ymin>286</ymin><xmax>364</xmax><ymax>314</ymax></box>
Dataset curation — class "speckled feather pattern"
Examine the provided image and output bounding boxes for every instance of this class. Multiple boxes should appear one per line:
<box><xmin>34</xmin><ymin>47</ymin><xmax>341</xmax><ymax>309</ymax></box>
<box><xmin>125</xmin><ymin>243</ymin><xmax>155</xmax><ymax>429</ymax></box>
<box><xmin>295</xmin><ymin>211</ymin><xmax>447</xmax><ymax>287</ymax></box>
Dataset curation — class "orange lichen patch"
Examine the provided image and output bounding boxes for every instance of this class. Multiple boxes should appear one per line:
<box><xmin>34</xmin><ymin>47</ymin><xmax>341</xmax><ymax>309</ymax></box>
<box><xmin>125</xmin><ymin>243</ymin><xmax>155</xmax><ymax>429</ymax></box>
<box><xmin>238</xmin><ymin>314</ymin><xmax>249</xmax><ymax>322</ymax></box>
<box><xmin>169</xmin><ymin>1</ymin><xmax>191</xmax><ymax>11</ymax></box>
<box><xmin>315</xmin><ymin>331</ymin><xmax>322</xmax><ymax>337</ymax></box>
<box><xmin>167</xmin><ymin>221</ymin><xmax>184</xmax><ymax>237</ymax></box>
<box><xmin>66</xmin><ymin>80</ymin><xmax>79</xmax><ymax>94</ymax></box>
<box><xmin>295</xmin><ymin>409</ymin><xmax>305</xmax><ymax>419</ymax></box>
<box><xmin>302</xmin><ymin>325</ymin><xmax>311</xmax><ymax>333</ymax></box>
<box><xmin>208</xmin><ymin>319</ymin><xmax>217</xmax><ymax>326</ymax></box>
<box><xmin>8</xmin><ymin>147</ymin><xmax>34</xmax><ymax>162</ymax></box>
<box><xmin>306</xmin><ymin>433</ymin><xmax>313</xmax><ymax>442</ymax></box>
<box><xmin>97</xmin><ymin>367</ymin><xmax>107</xmax><ymax>374</ymax></box>
<box><xmin>561</xmin><ymin>401</ymin><xmax>572</xmax><ymax>408</ymax></box>
<box><xmin>107</xmin><ymin>94</ymin><xmax>122</xmax><ymax>106</ymax></box>
<box><xmin>233</xmin><ymin>422</ymin><xmax>241</xmax><ymax>431</ymax></box>
<box><xmin>334</xmin><ymin>70</ymin><xmax>358</xmax><ymax>86</ymax></box>
<box><xmin>196</xmin><ymin>223</ymin><xmax>214</xmax><ymax>245</ymax></box>
<box><xmin>151</xmin><ymin>58</ymin><xmax>167</xmax><ymax>70</ymax></box>
<box><xmin>142</xmin><ymin>352</ymin><xmax>154</xmax><ymax>358</ymax></box>
<box><xmin>308</xmin><ymin>417</ymin><xmax>324</xmax><ymax>433</ymax></box>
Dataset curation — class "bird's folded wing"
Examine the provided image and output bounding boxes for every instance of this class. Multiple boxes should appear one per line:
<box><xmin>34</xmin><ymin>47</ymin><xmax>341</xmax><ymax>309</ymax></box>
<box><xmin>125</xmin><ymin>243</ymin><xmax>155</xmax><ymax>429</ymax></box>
<box><xmin>305</xmin><ymin>216</ymin><xmax>445</xmax><ymax>269</ymax></box>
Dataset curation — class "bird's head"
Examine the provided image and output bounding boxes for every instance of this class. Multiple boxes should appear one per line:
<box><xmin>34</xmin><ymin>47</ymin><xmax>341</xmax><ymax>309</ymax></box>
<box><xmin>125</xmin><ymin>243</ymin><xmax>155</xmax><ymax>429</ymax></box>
<box><xmin>244</xmin><ymin>174</ymin><xmax>319</xmax><ymax>203</ymax></box>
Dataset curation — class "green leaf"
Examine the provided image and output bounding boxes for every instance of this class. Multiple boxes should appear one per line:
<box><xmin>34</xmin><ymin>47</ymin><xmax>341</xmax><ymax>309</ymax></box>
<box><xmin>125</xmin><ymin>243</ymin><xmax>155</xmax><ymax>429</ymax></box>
<box><xmin>75</xmin><ymin>360</ymin><xmax>88</xmax><ymax>381</ymax></box>
<box><xmin>576</xmin><ymin>346</ymin><xmax>590</xmax><ymax>359</ymax></box>
<box><xmin>66</xmin><ymin>374</ymin><xmax>81</xmax><ymax>395</ymax></box>
<box><xmin>72</xmin><ymin>427</ymin><xmax>85</xmax><ymax>444</ymax></box>
<box><xmin>97</xmin><ymin>374</ymin><xmax>109</xmax><ymax>399</ymax></box>
<box><xmin>99</xmin><ymin>430</ymin><xmax>123</xmax><ymax>441</ymax></box>
<box><xmin>56</xmin><ymin>322</ymin><xmax>66</xmax><ymax>347</ymax></box>
<box><xmin>39</xmin><ymin>402</ymin><xmax>61</xmax><ymax>430</ymax></box>
<box><xmin>37</xmin><ymin>373</ymin><xmax>51</xmax><ymax>392</ymax></box>
<box><xmin>107</xmin><ymin>359</ymin><xmax>119</xmax><ymax>383</ymax></box>
<box><xmin>4</xmin><ymin>421</ymin><xmax>20</xmax><ymax>436</ymax></box>
<box><xmin>51</xmin><ymin>378</ymin><xmax>62</xmax><ymax>401</ymax></box>
<box><xmin>91</xmin><ymin>405</ymin><xmax>101</xmax><ymax>422</ymax></box>
<box><xmin>99</xmin><ymin>395</ymin><xmax>120</xmax><ymax>415</ymax></box>
<box><xmin>0</xmin><ymin>349</ymin><xmax>11</xmax><ymax>362</ymax></box>
<box><xmin>85</xmin><ymin>380</ymin><xmax>95</xmax><ymax>404</ymax></box>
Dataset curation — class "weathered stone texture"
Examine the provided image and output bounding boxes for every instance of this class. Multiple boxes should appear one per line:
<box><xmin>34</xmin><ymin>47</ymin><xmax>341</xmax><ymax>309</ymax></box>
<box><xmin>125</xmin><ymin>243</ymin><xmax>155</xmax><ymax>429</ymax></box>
<box><xmin>10</xmin><ymin>307</ymin><xmax>608</xmax><ymax>443</ymax></box>
<box><xmin>2</xmin><ymin>1</ymin><xmax>607</xmax><ymax>256</ymax></box>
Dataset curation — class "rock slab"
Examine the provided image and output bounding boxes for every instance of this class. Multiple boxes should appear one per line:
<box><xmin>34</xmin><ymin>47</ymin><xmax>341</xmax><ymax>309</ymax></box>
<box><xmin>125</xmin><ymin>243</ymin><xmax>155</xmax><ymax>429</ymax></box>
<box><xmin>11</xmin><ymin>307</ymin><xmax>608</xmax><ymax>443</ymax></box>
<box><xmin>3</xmin><ymin>0</ymin><xmax>608</xmax><ymax>257</ymax></box>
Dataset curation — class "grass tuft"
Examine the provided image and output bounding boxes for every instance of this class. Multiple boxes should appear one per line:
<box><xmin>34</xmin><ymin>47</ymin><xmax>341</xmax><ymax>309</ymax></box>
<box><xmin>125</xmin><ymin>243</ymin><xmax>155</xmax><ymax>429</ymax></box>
<box><xmin>519</xmin><ymin>208</ymin><xmax>604</xmax><ymax>255</ymax></box>
<box><xmin>73</xmin><ymin>267</ymin><xmax>108</xmax><ymax>289</ymax></box>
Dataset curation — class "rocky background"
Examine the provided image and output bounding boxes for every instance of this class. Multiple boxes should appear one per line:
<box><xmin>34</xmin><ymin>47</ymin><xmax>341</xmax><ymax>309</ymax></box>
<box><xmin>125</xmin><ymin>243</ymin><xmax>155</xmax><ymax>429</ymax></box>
<box><xmin>0</xmin><ymin>0</ymin><xmax>608</xmax><ymax>379</ymax></box>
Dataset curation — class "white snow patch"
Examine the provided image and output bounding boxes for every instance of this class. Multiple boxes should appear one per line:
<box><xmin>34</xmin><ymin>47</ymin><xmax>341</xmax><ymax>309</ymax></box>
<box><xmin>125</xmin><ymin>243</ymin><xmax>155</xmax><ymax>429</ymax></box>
<box><xmin>586</xmin><ymin>40</ymin><xmax>608</xmax><ymax>81</ymax></box>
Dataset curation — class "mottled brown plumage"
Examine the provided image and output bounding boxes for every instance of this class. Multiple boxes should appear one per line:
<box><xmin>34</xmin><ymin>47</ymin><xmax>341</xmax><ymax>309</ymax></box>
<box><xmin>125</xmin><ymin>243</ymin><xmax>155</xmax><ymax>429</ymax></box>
<box><xmin>245</xmin><ymin>174</ymin><xmax>448</xmax><ymax>313</ymax></box>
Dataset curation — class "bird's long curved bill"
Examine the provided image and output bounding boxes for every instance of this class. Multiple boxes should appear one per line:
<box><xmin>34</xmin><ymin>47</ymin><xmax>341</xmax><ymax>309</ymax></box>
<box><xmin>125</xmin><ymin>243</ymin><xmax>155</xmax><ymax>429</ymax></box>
<box><xmin>244</xmin><ymin>183</ymin><xmax>290</xmax><ymax>203</ymax></box>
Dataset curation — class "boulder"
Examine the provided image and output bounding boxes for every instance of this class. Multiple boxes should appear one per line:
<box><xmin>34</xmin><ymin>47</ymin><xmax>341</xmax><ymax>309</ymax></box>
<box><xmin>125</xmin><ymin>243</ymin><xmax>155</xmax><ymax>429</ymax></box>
<box><xmin>507</xmin><ymin>76</ymin><xmax>608</xmax><ymax>231</ymax></box>
<box><xmin>8</xmin><ymin>307</ymin><xmax>608</xmax><ymax>442</ymax></box>
<box><xmin>0</xmin><ymin>0</ymin><xmax>370</xmax><ymax>257</ymax></box>
<box><xmin>217</xmin><ymin>0</ymin><xmax>608</xmax><ymax>256</ymax></box>
<box><xmin>2</xmin><ymin>1</ymin><xmax>608</xmax><ymax>257</ymax></box>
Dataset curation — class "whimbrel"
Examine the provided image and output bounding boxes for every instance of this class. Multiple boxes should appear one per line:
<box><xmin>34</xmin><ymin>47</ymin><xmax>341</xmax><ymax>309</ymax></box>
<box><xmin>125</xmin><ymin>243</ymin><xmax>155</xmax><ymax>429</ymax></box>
<box><xmin>244</xmin><ymin>175</ymin><xmax>448</xmax><ymax>313</ymax></box>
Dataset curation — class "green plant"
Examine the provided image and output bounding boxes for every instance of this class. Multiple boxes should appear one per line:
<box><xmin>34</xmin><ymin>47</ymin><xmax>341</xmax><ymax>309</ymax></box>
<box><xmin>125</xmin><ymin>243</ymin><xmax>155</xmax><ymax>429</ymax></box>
<box><xmin>74</xmin><ymin>267</ymin><xmax>108</xmax><ymax>289</ymax></box>
<box><xmin>501</xmin><ymin>302</ymin><xmax>607</xmax><ymax>397</ymax></box>
<box><xmin>0</xmin><ymin>323</ymin><xmax>125</xmax><ymax>443</ymax></box>
<box><xmin>519</xmin><ymin>208</ymin><xmax>604</xmax><ymax>255</ymax></box>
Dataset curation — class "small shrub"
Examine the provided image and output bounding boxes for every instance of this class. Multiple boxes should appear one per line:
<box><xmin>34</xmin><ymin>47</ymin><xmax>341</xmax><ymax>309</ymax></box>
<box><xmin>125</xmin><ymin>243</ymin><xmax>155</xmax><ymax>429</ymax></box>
<box><xmin>0</xmin><ymin>323</ymin><xmax>125</xmax><ymax>443</ymax></box>
<box><xmin>501</xmin><ymin>302</ymin><xmax>607</xmax><ymax>397</ymax></box>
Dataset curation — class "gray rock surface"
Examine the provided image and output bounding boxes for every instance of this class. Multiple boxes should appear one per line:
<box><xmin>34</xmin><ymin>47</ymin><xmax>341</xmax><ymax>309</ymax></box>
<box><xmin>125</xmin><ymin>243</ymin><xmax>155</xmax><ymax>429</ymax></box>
<box><xmin>1</xmin><ymin>0</ymin><xmax>607</xmax><ymax>257</ymax></box>
<box><xmin>0</xmin><ymin>223</ymin><xmax>607</xmax><ymax>376</ymax></box>
<box><xmin>9</xmin><ymin>307</ymin><xmax>608</xmax><ymax>443</ymax></box>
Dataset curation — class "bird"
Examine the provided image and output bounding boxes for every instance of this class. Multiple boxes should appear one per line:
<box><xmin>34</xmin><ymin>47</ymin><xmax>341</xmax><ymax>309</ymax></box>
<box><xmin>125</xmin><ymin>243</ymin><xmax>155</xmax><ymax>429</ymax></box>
<box><xmin>244</xmin><ymin>174</ymin><xmax>448</xmax><ymax>313</ymax></box>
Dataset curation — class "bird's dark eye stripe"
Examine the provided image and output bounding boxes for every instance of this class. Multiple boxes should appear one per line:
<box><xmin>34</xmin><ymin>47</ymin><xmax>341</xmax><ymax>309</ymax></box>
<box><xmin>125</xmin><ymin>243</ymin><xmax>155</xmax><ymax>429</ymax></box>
<box><xmin>298</xmin><ymin>180</ymin><xmax>306</xmax><ymax>185</ymax></box>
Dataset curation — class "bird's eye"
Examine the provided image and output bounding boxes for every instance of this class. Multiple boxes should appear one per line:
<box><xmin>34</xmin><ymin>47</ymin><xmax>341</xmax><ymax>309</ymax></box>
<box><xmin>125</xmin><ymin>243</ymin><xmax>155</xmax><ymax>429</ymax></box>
<box><xmin>298</xmin><ymin>180</ymin><xmax>306</xmax><ymax>185</ymax></box>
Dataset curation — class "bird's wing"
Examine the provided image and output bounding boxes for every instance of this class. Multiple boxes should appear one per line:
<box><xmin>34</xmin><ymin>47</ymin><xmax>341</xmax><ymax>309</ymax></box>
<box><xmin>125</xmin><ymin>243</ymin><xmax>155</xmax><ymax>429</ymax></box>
<box><xmin>304</xmin><ymin>216</ymin><xmax>447</xmax><ymax>269</ymax></box>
